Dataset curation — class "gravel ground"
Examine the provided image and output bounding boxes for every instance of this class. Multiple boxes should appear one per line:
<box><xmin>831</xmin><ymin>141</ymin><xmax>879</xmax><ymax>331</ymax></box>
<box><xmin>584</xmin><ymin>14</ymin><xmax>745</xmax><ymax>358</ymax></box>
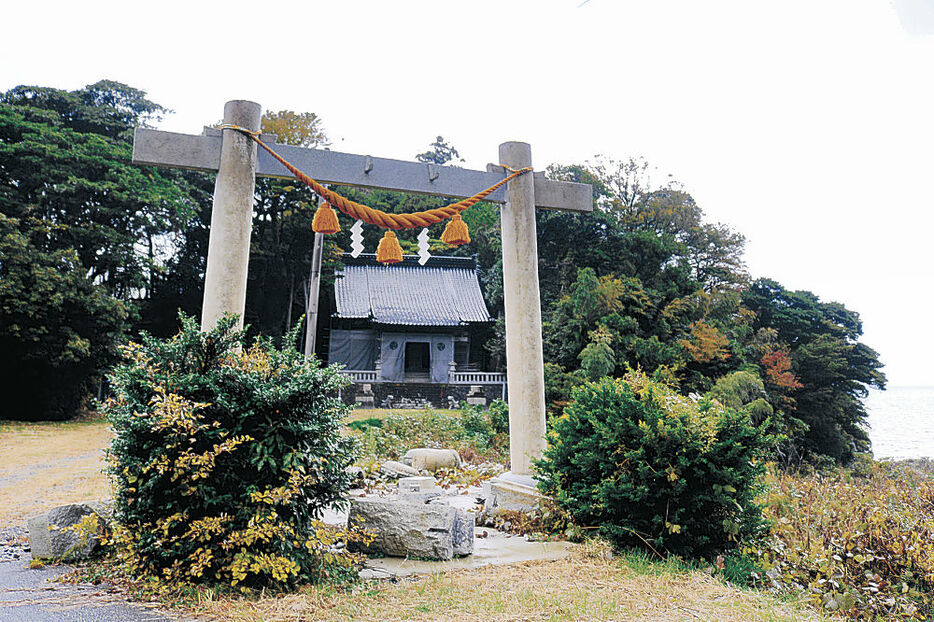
<box><xmin>0</xmin><ymin>526</ymin><xmax>29</xmax><ymax>563</ymax></box>
<box><xmin>0</xmin><ymin>526</ymin><xmax>188</xmax><ymax>621</ymax></box>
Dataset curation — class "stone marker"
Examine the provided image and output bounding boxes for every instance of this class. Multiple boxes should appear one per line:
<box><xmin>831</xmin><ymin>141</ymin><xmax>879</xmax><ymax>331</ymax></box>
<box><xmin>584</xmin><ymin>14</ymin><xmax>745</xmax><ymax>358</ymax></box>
<box><xmin>452</xmin><ymin>508</ymin><xmax>475</xmax><ymax>556</ymax></box>
<box><xmin>27</xmin><ymin>504</ymin><xmax>105</xmax><ymax>560</ymax></box>
<box><xmin>402</xmin><ymin>448</ymin><xmax>461</xmax><ymax>471</ymax></box>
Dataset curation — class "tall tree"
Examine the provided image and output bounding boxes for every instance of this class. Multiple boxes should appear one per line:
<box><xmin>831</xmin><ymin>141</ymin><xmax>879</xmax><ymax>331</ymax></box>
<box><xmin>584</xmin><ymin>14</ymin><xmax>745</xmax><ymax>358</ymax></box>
<box><xmin>742</xmin><ymin>278</ymin><xmax>886</xmax><ymax>462</ymax></box>
<box><xmin>0</xmin><ymin>81</ymin><xmax>200</xmax><ymax>419</ymax></box>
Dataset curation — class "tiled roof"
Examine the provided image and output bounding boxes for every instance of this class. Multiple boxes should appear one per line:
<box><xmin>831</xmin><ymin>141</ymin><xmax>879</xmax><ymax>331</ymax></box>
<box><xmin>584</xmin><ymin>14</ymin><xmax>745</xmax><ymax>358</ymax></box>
<box><xmin>333</xmin><ymin>254</ymin><xmax>491</xmax><ymax>326</ymax></box>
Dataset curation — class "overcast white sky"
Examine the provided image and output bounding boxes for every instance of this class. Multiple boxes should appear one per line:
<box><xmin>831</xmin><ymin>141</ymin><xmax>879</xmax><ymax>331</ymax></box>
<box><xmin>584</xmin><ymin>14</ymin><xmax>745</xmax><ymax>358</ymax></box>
<box><xmin>3</xmin><ymin>0</ymin><xmax>932</xmax><ymax>386</ymax></box>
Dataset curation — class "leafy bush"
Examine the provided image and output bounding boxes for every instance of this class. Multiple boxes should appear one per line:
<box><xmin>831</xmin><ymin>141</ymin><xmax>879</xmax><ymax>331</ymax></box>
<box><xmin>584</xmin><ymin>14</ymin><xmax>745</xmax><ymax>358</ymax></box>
<box><xmin>537</xmin><ymin>372</ymin><xmax>773</xmax><ymax>559</ymax></box>
<box><xmin>487</xmin><ymin>399</ymin><xmax>509</xmax><ymax>435</ymax></box>
<box><xmin>746</xmin><ymin>462</ymin><xmax>934</xmax><ymax>619</ymax></box>
<box><xmin>102</xmin><ymin>314</ymin><xmax>361</xmax><ymax>589</ymax></box>
<box><xmin>353</xmin><ymin>403</ymin><xmax>509</xmax><ymax>464</ymax></box>
<box><xmin>346</xmin><ymin>417</ymin><xmax>383</xmax><ymax>432</ymax></box>
<box><xmin>543</xmin><ymin>362</ymin><xmax>585</xmax><ymax>415</ymax></box>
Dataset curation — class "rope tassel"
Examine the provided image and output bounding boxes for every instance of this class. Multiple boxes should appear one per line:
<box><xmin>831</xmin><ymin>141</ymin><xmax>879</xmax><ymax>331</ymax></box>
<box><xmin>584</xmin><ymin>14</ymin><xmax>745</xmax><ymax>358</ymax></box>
<box><xmin>312</xmin><ymin>201</ymin><xmax>340</xmax><ymax>234</ymax></box>
<box><xmin>376</xmin><ymin>230</ymin><xmax>403</xmax><ymax>264</ymax></box>
<box><xmin>441</xmin><ymin>213</ymin><xmax>470</xmax><ymax>246</ymax></box>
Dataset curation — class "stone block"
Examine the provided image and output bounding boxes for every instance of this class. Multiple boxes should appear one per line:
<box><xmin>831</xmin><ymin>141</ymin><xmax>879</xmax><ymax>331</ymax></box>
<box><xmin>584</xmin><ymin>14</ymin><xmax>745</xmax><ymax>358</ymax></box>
<box><xmin>28</xmin><ymin>504</ymin><xmax>105</xmax><ymax>561</ymax></box>
<box><xmin>348</xmin><ymin>498</ymin><xmax>457</xmax><ymax>560</ymax></box>
<box><xmin>401</xmin><ymin>448</ymin><xmax>462</xmax><ymax>472</ymax></box>
<box><xmin>452</xmin><ymin>509</ymin><xmax>475</xmax><ymax>556</ymax></box>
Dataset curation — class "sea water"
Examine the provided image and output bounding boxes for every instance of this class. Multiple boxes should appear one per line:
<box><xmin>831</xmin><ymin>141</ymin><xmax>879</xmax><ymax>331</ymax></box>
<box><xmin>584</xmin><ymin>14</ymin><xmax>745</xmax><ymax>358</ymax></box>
<box><xmin>865</xmin><ymin>386</ymin><xmax>934</xmax><ymax>459</ymax></box>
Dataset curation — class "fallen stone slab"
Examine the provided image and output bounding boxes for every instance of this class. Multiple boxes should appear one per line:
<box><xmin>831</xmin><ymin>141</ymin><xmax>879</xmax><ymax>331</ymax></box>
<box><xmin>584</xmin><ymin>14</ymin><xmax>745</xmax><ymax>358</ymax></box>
<box><xmin>349</xmin><ymin>498</ymin><xmax>466</xmax><ymax>561</ymax></box>
<box><xmin>27</xmin><ymin>504</ymin><xmax>106</xmax><ymax>561</ymax></box>
<box><xmin>402</xmin><ymin>448</ymin><xmax>461</xmax><ymax>471</ymax></box>
<box><xmin>485</xmin><ymin>472</ymin><xmax>545</xmax><ymax>517</ymax></box>
<box><xmin>380</xmin><ymin>460</ymin><xmax>420</xmax><ymax>478</ymax></box>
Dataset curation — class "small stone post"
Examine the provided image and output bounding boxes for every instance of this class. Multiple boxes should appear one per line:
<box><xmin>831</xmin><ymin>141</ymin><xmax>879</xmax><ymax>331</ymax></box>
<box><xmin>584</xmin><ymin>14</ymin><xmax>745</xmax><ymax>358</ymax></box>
<box><xmin>498</xmin><ymin>141</ymin><xmax>547</xmax><ymax>477</ymax></box>
<box><xmin>201</xmin><ymin>100</ymin><xmax>262</xmax><ymax>331</ymax></box>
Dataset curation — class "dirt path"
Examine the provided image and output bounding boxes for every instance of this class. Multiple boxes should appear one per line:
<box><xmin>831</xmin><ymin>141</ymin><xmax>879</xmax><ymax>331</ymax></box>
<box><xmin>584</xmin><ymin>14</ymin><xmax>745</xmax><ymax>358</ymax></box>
<box><xmin>0</xmin><ymin>419</ymin><xmax>112</xmax><ymax>528</ymax></box>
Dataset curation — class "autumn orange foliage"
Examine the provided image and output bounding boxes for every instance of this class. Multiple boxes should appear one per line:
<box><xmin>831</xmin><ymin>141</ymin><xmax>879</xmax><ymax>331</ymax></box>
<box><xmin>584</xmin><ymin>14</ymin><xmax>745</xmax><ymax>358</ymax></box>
<box><xmin>760</xmin><ymin>349</ymin><xmax>802</xmax><ymax>391</ymax></box>
<box><xmin>681</xmin><ymin>321</ymin><xmax>731</xmax><ymax>363</ymax></box>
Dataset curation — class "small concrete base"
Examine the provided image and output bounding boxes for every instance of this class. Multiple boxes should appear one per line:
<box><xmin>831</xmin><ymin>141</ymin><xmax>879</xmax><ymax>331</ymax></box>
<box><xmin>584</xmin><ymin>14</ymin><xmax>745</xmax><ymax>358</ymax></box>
<box><xmin>398</xmin><ymin>476</ymin><xmax>436</xmax><ymax>492</ymax></box>
<box><xmin>485</xmin><ymin>472</ymin><xmax>545</xmax><ymax>516</ymax></box>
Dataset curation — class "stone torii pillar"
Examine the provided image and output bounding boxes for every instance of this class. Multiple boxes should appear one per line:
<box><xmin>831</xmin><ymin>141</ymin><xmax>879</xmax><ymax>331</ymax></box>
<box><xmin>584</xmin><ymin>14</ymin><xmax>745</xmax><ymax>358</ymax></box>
<box><xmin>498</xmin><ymin>142</ymin><xmax>545</xmax><ymax>478</ymax></box>
<box><xmin>202</xmin><ymin>101</ymin><xmax>261</xmax><ymax>331</ymax></box>
<box><xmin>132</xmin><ymin>100</ymin><xmax>592</xmax><ymax>483</ymax></box>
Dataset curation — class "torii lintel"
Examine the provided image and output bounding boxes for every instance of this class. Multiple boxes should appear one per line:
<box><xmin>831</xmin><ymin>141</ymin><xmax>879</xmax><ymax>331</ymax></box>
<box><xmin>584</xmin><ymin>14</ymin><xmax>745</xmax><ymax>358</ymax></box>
<box><xmin>132</xmin><ymin>127</ymin><xmax>592</xmax><ymax>213</ymax></box>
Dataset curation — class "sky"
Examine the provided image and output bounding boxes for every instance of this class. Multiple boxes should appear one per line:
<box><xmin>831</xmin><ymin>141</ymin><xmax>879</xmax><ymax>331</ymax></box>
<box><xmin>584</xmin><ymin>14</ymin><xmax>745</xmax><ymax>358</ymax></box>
<box><xmin>3</xmin><ymin>0</ymin><xmax>933</xmax><ymax>386</ymax></box>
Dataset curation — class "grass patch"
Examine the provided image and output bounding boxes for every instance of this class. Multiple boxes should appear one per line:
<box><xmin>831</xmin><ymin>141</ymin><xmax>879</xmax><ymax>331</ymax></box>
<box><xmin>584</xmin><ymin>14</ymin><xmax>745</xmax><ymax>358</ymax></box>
<box><xmin>351</xmin><ymin>407</ymin><xmax>509</xmax><ymax>464</ymax></box>
<box><xmin>346</xmin><ymin>408</ymin><xmax>459</xmax><ymax>424</ymax></box>
<box><xmin>185</xmin><ymin>546</ymin><xmax>822</xmax><ymax>621</ymax></box>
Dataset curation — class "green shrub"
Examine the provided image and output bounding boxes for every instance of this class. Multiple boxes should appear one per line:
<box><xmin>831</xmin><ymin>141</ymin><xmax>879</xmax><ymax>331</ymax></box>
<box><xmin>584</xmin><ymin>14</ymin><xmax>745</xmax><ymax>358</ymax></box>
<box><xmin>543</xmin><ymin>362</ymin><xmax>585</xmax><ymax>412</ymax></box>
<box><xmin>487</xmin><ymin>399</ymin><xmax>509</xmax><ymax>435</ymax></box>
<box><xmin>460</xmin><ymin>399</ymin><xmax>508</xmax><ymax>436</ymax></box>
<box><xmin>346</xmin><ymin>417</ymin><xmax>383</xmax><ymax>432</ymax></box>
<box><xmin>536</xmin><ymin>371</ymin><xmax>772</xmax><ymax>559</ymax></box>
<box><xmin>102</xmin><ymin>314</ymin><xmax>360</xmax><ymax>589</ymax></box>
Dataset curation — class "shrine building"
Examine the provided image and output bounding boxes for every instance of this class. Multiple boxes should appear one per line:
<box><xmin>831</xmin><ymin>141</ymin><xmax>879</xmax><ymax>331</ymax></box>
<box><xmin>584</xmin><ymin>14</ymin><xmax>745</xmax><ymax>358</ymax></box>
<box><xmin>326</xmin><ymin>253</ymin><xmax>506</xmax><ymax>408</ymax></box>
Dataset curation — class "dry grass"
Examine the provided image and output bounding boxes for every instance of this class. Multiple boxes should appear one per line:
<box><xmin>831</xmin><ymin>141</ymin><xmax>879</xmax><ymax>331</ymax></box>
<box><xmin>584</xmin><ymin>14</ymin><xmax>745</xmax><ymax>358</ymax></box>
<box><xmin>0</xmin><ymin>417</ymin><xmax>112</xmax><ymax>526</ymax></box>
<box><xmin>189</xmin><ymin>546</ymin><xmax>824</xmax><ymax>622</ymax></box>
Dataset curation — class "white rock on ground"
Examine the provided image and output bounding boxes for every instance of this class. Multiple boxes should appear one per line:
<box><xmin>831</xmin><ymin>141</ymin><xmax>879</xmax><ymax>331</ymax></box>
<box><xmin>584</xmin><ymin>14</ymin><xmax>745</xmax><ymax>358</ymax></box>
<box><xmin>401</xmin><ymin>448</ymin><xmax>462</xmax><ymax>471</ymax></box>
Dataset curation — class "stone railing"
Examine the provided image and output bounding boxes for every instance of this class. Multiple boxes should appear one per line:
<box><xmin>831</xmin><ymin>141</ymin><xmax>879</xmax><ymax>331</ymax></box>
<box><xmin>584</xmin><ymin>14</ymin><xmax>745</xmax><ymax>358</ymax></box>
<box><xmin>448</xmin><ymin>371</ymin><xmax>506</xmax><ymax>384</ymax></box>
<box><xmin>339</xmin><ymin>369</ymin><xmax>379</xmax><ymax>383</ymax></box>
<box><xmin>338</xmin><ymin>368</ymin><xmax>506</xmax><ymax>385</ymax></box>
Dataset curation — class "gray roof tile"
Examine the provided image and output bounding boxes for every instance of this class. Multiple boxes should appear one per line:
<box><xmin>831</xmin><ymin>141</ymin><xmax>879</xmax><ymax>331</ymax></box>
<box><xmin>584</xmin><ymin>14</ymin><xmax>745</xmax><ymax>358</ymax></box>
<box><xmin>334</xmin><ymin>254</ymin><xmax>491</xmax><ymax>326</ymax></box>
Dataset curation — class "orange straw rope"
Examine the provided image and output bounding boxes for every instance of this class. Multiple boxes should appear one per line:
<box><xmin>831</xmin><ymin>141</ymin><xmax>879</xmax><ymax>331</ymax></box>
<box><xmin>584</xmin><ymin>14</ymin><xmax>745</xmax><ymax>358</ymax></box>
<box><xmin>218</xmin><ymin>124</ymin><xmax>532</xmax><ymax>230</ymax></box>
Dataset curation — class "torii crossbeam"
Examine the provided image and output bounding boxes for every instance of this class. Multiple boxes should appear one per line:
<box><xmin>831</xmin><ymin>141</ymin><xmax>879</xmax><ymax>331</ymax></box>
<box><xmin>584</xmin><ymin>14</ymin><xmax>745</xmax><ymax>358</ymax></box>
<box><xmin>132</xmin><ymin>100</ymin><xmax>593</xmax><ymax>484</ymax></box>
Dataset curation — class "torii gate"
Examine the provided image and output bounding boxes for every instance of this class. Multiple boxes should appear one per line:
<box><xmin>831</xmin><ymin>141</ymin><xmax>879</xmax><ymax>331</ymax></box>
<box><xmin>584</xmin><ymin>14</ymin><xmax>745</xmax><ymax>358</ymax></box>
<box><xmin>132</xmin><ymin>100</ymin><xmax>592</xmax><ymax>487</ymax></box>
